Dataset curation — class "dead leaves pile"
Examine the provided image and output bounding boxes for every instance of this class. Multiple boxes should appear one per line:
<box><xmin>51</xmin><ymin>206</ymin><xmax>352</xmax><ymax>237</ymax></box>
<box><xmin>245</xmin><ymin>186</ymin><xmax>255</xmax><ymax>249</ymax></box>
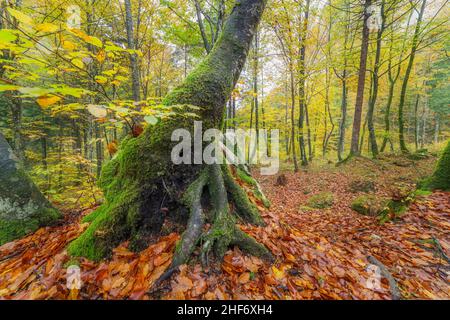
<box><xmin>0</xmin><ymin>158</ymin><xmax>448</xmax><ymax>300</ymax></box>
<box><xmin>0</xmin><ymin>210</ymin><xmax>179</xmax><ymax>300</ymax></box>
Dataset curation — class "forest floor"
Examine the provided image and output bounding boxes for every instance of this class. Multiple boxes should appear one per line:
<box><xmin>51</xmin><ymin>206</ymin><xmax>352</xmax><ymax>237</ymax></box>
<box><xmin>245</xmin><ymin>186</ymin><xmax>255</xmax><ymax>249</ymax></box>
<box><xmin>0</xmin><ymin>155</ymin><xmax>449</xmax><ymax>300</ymax></box>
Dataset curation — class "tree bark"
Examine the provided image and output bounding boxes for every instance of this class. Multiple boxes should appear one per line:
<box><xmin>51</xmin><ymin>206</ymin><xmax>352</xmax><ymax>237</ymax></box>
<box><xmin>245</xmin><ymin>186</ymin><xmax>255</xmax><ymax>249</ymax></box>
<box><xmin>298</xmin><ymin>0</ymin><xmax>310</xmax><ymax>166</ymax></box>
<box><xmin>367</xmin><ymin>0</ymin><xmax>385</xmax><ymax>158</ymax></box>
<box><xmin>349</xmin><ymin>0</ymin><xmax>372</xmax><ymax>156</ymax></box>
<box><xmin>0</xmin><ymin>132</ymin><xmax>60</xmax><ymax>245</ymax></box>
<box><xmin>124</xmin><ymin>0</ymin><xmax>141</xmax><ymax>102</ymax></box>
<box><xmin>398</xmin><ymin>0</ymin><xmax>427</xmax><ymax>153</ymax></box>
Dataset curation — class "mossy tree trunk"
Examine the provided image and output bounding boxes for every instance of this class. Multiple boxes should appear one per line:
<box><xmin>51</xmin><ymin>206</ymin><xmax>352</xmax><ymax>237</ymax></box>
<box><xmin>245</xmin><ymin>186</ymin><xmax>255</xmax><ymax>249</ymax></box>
<box><xmin>0</xmin><ymin>132</ymin><xmax>60</xmax><ymax>245</ymax></box>
<box><xmin>422</xmin><ymin>139</ymin><xmax>450</xmax><ymax>191</ymax></box>
<box><xmin>68</xmin><ymin>0</ymin><xmax>273</xmax><ymax>269</ymax></box>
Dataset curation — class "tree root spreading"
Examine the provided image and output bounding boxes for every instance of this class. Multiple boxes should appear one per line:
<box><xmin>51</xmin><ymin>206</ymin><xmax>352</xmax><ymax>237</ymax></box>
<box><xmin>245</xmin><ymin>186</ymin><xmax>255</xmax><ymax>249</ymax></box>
<box><xmin>152</xmin><ymin>164</ymin><xmax>273</xmax><ymax>290</ymax></box>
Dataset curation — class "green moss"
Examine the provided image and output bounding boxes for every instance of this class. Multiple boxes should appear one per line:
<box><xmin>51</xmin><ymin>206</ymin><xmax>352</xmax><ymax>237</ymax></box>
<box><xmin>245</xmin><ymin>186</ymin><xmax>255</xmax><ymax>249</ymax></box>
<box><xmin>420</xmin><ymin>140</ymin><xmax>450</xmax><ymax>191</ymax></box>
<box><xmin>235</xmin><ymin>167</ymin><xmax>270</xmax><ymax>208</ymax></box>
<box><xmin>413</xmin><ymin>189</ymin><xmax>432</xmax><ymax>197</ymax></box>
<box><xmin>0</xmin><ymin>206</ymin><xmax>59</xmax><ymax>245</ymax></box>
<box><xmin>231</xmin><ymin>228</ymin><xmax>272</xmax><ymax>260</ymax></box>
<box><xmin>348</xmin><ymin>180</ymin><xmax>376</xmax><ymax>193</ymax></box>
<box><xmin>351</xmin><ymin>195</ymin><xmax>389</xmax><ymax>216</ymax></box>
<box><xmin>68</xmin><ymin>185</ymin><xmax>139</xmax><ymax>261</ymax></box>
<box><xmin>299</xmin><ymin>205</ymin><xmax>315</xmax><ymax>212</ymax></box>
<box><xmin>306</xmin><ymin>192</ymin><xmax>334</xmax><ymax>209</ymax></box>
<box><xmin>222</xmin><ymin>166</ymin><xmax>264</xmax><ymax>225</ymax></box>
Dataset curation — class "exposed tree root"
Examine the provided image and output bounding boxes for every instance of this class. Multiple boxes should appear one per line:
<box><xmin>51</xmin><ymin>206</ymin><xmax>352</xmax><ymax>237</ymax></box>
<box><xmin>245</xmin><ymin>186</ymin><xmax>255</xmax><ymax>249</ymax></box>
<box><xmin>152</xmin><ymin>164</ymin><xmax>273</xmax><ymax>290</ymax></box>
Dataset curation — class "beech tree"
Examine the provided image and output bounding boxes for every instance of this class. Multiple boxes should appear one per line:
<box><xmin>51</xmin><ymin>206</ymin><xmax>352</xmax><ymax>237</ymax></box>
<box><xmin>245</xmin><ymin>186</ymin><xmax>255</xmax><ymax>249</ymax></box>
<box><xmin>67</xmin><ymin>0</ymin><xmax>273</xmax><ymax>272</ymax></box>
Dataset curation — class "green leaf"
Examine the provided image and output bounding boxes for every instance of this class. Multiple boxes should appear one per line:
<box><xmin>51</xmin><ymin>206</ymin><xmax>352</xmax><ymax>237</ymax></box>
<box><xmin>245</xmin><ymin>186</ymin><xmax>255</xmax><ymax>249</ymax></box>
<box><xmin>0</xmin><ymin>29</ymin><xmax>18</xmax><ymax>43</ymax></box>
<box><xmin>0</xmin><ymin>84</ymin><xmax>20</xmax><ymax>91</ymax></box>
<box><xmin>87</xmin><ymin>104</ymin><xmax>107</xmax><ymax>118</ymax></box>
<box><xmin>144</xmin><ymin>115</ymin><xmax>158</xmax><ymax>125</ymax></box>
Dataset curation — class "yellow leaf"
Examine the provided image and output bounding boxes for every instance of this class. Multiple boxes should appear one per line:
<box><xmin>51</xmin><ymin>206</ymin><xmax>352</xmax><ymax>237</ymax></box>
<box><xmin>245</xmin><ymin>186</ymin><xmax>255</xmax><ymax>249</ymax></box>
<box><xmin>271</xmin><ymin>266</ymin><xmax>284</xmax><ymax>280</ymax></box>
<box><xmin>36</xmin><ymin>22</ymin><xmax>59</xmax><ymax>33</ymax></box>
<box><xmin>71</xmin><ymin>58</ymin><xmax>84</xmax><ymax>69</ymax></box>
<box><xmin>62</xmin><ymin>40</ymin><xmax>77</xmax><ymax>50</ymax></box>
<box><xmin>70</xmin><ymin>29</ymin><xmax>102</xmax><ymax>47</ymax></box>
<box><xmin>95</xmin><ymin>76</ymin><xmax>108</xmax><ymax>84</ymax></box>
<box><xmin>37</xmin><ymin>95</ymin><xmax>61</xmax><ymax>107</ymax></box>
<box><xmin>96</xmin><ymin>49</ymin><xmax>106</xmax><ymax>63</ymax></box>
<box><xmin>7</xmin><ymin>8</ymin><xmax>33</xmax><ymax>26</ymax></box>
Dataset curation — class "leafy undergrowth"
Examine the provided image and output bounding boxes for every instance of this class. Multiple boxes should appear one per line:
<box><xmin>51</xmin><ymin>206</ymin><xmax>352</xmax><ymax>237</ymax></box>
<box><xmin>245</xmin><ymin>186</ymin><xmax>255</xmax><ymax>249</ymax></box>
<box><xmin>0</xmin><ymin>157</ymin><xmax>449</xmax><ymax>300</ymax></box>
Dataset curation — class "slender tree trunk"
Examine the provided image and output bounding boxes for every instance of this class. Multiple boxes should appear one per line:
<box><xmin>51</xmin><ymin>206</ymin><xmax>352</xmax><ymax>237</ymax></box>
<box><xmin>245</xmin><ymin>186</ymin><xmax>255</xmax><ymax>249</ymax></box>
<box><xmin>194</xmin><ymin>0</ymin><xmax>212</xmax><ymax>54</ymax></box>
<box><xmin>421</xmin><ymin>102</ymin><xmax>427</xmax><ymax>148</ymax></box>
<box><xmin>253</xmin><ymin>32</ymin><xmax>259</xmax><ymax>148</ymax></box>
<box><xmin>414</xmin><ymin>94</ymin><xmax>420</xmax><ymax>150</ymax></box>
<box><xmin>349</xmin><ymin>0</ymin><xmax>372</xmax><ymax>155</ymax></box>
<box><xmin>338</xmin><ymin>77</ymin><xmax>347</xmax><ymax>161</ymax></box>
<box><xmin>298</xmin><ymin>0</ymin><xmax>310</xmax><ymax>166</ymax></box>
<box><xmin>124</xmin><ymin>0</ymin><xmax>141</xmax><ymax>103</ymax></box>
<box><xmin>433</xmin><ymin>113</ymin><xmax>439</xmax><ymax>144</ymax></box>
<box><xmin>289</xmin><ymin>64</ymin><xmax>299</xmax><ymax>172</ymax></box>
<box><xmin>398</xmin><ymin>0</ymin><xmax>427</xmax><ymax>152</ymax></box>
<box><xmin>380</xmin><ymin>78</ymin><xmax>395</xmax><ymax>152</ymax></box>
<box><xmin>367</xmin><ymin>0</ymin><xmax>385</xmax><ymax>158</ymax></box>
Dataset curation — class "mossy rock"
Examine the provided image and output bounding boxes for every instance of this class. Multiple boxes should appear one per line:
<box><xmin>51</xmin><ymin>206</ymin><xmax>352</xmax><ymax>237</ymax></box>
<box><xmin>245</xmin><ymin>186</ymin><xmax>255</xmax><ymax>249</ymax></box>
<box><xmin>306</xmin><ymin>192</ymin><xmax>334</xmax><ymax>209</ymax></box>
<box><xmin>348</xmin><ymin>180</ymin><xmax>376</xmax><ymax>193</ymax></box>
<box><xmin>407</xmin><ymin>149</ymin><xmax>429</xmax><ymax>160</ymax></box>
<box><xmin>0</xmin><ymin>136</ymin><xmax>60</xmax><ymax>245</ymax></box>
<box><xmin>351</xmin><ymin>195</ymin><xmax>389</xmax><ymax>216</ymax></box>
<box><xmin>392</xmin><ymin>158</ymin><xmax>413</xmax><ymax>167</ymax></box>
<box><xmin>419</xmin><ymin>140</ymin><xmax>450</xmax><ymax>191</ymax></box>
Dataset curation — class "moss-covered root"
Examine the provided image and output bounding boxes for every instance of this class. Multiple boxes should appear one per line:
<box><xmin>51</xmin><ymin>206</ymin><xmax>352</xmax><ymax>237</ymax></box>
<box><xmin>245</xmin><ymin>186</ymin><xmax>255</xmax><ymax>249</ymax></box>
<box><xmin>231</xmin><ymin>228</ymin><xmax>274</xmax><ymax>262</ymax></box>
<box><xmin>421</xmin><ymin>139</ymin><xmax>450</xmax><ymax>191</ymax></box>
<box><xmin>201</xmin><ymin>164</ymin><xmax>272</xmax><ymax>264</ymax></box>
<box><xmin>222</xmin><ymin>166</ymin><xmax>265</xmax><ymax>225</ymax></box>
<box><xmin>154</xmin><ymin>164</ymin><xmax>272</xmax><ymax>288</ymax></box>
<box><xmin>170</xmin><ymin>169</ymin><xmax>208</xmax><ymax>267</ymax></box>
<box><xmin>235</xmin><ymin>165</ymin><xmax>271</xmax><ymax>208</ymax></box>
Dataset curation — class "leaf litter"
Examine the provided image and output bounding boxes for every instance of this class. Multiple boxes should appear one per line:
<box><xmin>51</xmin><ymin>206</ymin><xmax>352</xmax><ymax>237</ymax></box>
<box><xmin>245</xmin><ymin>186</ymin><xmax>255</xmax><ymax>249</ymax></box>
<box><xmin>0</xmin><ymin>158</ymin><xmax>448</xmax><ymax>300</ymax></box>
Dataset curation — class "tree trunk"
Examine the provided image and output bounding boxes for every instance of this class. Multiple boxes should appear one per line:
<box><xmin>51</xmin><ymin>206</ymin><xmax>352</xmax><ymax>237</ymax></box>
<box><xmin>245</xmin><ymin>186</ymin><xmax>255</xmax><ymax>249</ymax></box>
<box><xmin>298</xmin><ymin>0</ymin><xmax>310</xmax><ymax>166</ymax></box>
<box><xmin>289</xmin><ymin>64</ymin><xmax>299</xmax><ymax>172</ymax></box>
<box><xmin>68</xmin><ymin>0</ymin><xmax>272</xmax><ymax>269</ymax></box>
<box><xmin>414</xmin><ymin>94</ymin><xmax>420</xmax><ymax>150</ymax></box>
<box><xmin>434</xmin><ymin>113</ymin><xmax>439</xmax><ymax>144</ymax></box>
<box><xmin>380</xmin><ymin>77</ymin><xmax>395</xmax><ymax>152</ymax></box>
<box><xmin>398</xmin><ymin>0</ymin><xmax>427</xmax><ymax>152</ymax></box>
<box><xmin>367</xmin><ymin>0</ymin><xmax>385</xmax><ymax>158</ymax></box>
<box><xmin>124</xmin><ymin>0</ymin><xmax>141</xmax><ymax>103</ymax></box>
<box><xmin>0</xmin><ymin>132</ymin><xmax>60</xmax><ymax>245</ymax></box>
<box><xmin>349</xmin><ymin>0</ymin><xmax>371</xmax><ymax>156</ymax></box>
<box><xmin>337</xmin><ymin>76</ymin><xmax>347</xmax><ymax>161</ymax></box>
